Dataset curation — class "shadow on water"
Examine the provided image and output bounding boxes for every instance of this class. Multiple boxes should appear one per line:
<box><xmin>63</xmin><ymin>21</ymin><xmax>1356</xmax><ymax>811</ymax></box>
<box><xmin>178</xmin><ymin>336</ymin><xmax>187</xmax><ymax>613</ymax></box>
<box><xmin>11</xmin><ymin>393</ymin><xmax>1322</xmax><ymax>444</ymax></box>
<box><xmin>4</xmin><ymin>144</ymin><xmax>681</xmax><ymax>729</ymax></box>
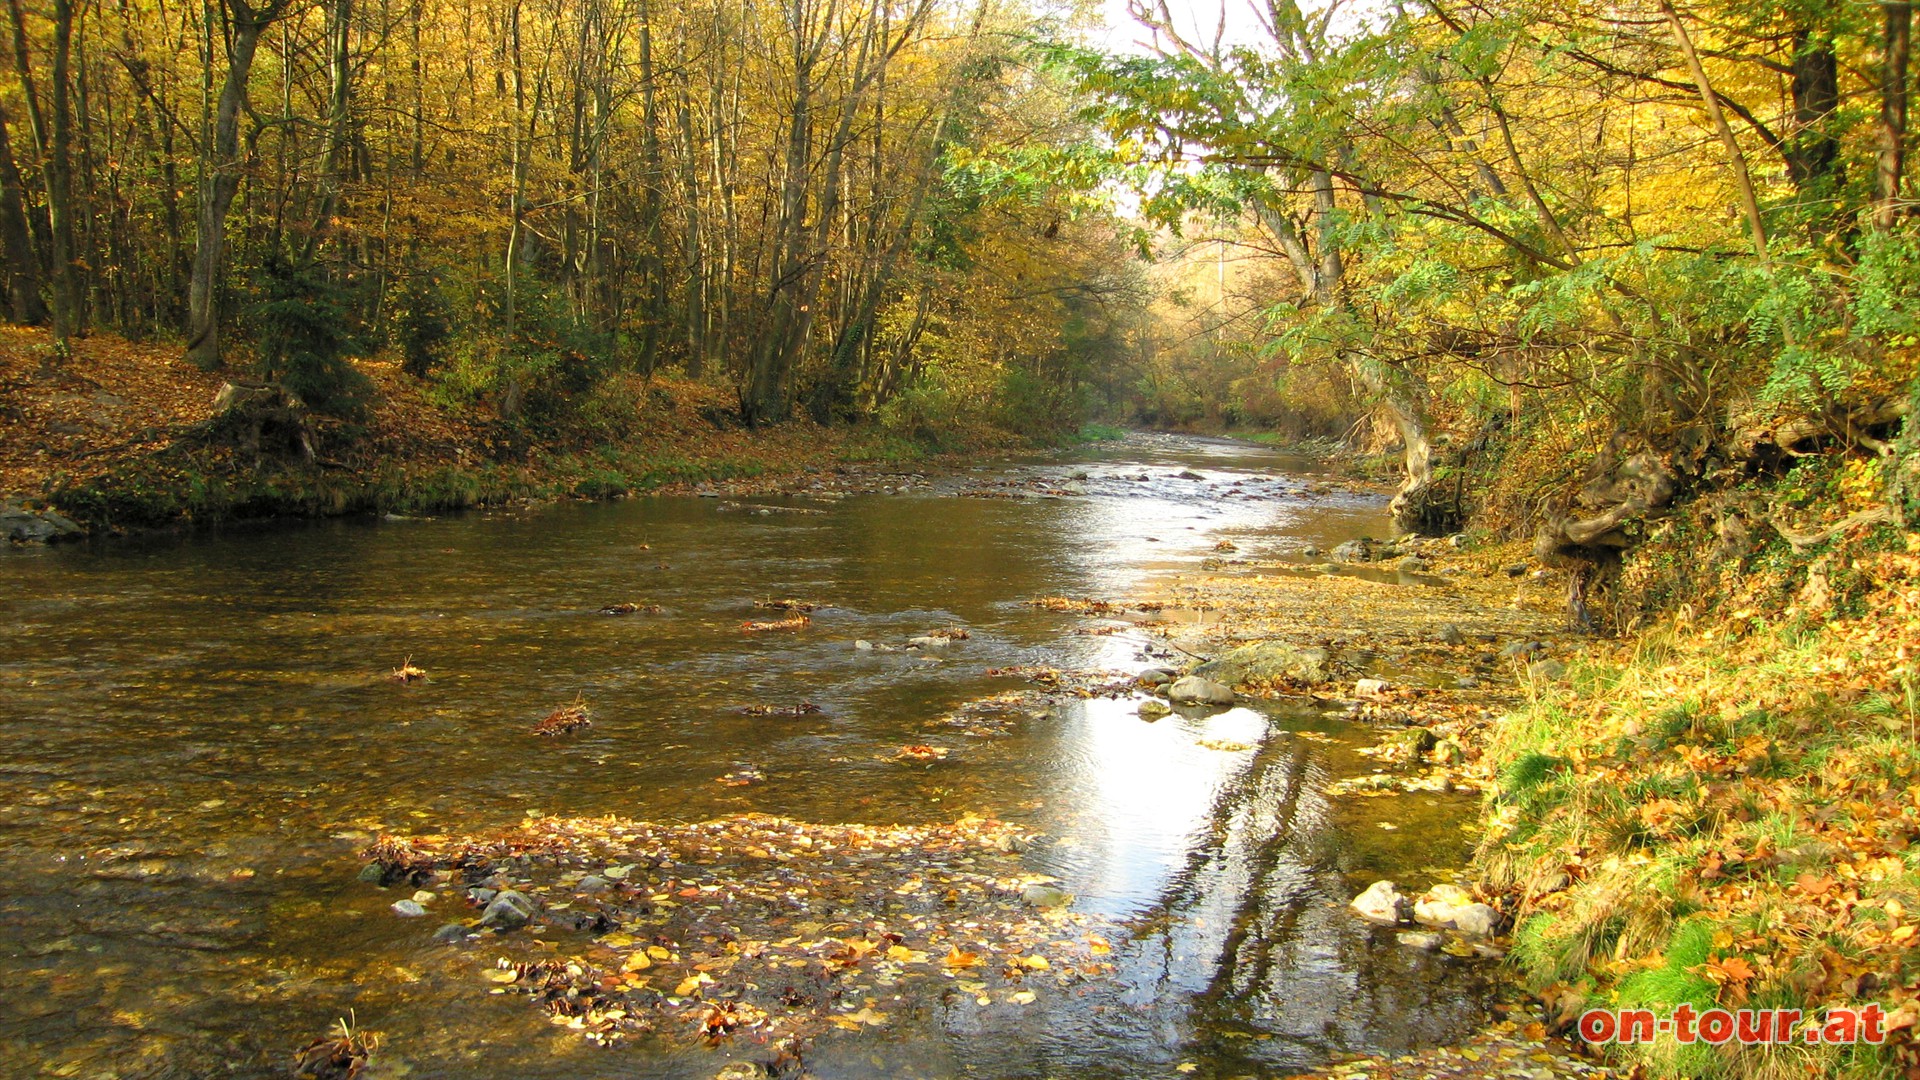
<box><xmin>0</xmin><ymin>434</ymin><xmax>1489</xmax><ymax>1078</ymax></box>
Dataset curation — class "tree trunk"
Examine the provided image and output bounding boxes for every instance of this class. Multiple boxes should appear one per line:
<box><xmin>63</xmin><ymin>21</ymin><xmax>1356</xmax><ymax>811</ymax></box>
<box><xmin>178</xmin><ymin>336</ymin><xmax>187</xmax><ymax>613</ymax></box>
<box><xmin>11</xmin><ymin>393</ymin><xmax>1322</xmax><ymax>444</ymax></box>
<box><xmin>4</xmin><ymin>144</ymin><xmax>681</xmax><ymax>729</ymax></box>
<box><xmin>185</xmin><ymin>0</ymin><xmax>281</xmax><ymax>369</ymax></box>
<box><xmin>1877</xmin><ymin>1</ymin><xmax>1912</xmax><ymax>227</ymax></box>
<box><xmin>0</xmin><ymin>103</ymin><xmax>46</xmax><ymax>324</ymax></box>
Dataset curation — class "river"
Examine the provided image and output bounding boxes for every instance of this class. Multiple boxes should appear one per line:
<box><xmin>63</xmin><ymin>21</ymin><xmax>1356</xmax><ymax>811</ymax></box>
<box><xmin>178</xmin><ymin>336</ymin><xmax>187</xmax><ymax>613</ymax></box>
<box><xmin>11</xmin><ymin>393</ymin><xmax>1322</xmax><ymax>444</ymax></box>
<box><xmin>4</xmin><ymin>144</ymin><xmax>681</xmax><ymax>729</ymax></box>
<box><xmin>0</xmin><ymin>433</ymin><xmax>1493</xmax><ymax>1079</ymax></box>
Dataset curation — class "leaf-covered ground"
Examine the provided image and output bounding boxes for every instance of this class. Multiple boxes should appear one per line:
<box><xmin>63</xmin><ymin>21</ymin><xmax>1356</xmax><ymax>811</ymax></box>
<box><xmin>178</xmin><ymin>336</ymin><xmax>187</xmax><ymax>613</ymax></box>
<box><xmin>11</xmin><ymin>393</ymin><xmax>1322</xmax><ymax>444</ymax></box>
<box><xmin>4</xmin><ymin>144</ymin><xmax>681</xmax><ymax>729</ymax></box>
<box><xmin>0</xmin><ymin>326</ymin><xmax>998</xmax><ymax>530</ymax></box>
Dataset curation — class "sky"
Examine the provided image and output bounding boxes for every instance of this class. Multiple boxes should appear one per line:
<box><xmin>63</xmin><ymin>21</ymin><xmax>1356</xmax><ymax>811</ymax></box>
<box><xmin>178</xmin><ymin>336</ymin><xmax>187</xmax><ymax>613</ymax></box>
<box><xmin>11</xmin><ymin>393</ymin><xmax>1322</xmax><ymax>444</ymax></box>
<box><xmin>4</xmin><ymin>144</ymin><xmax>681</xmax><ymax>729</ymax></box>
<box><xmin>1086</xmin><ymin>0</ymin><xmax>1277</xmax><ymax>55</ymax></box>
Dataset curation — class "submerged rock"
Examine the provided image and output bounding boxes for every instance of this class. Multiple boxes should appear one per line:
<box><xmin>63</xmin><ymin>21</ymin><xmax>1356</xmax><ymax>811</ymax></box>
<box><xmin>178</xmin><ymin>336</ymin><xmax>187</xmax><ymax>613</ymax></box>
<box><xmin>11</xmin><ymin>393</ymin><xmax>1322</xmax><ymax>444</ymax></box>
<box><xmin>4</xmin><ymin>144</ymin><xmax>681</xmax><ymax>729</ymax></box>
<box><xmin>1167</xmin><ymin>675</ymin><xmax>1235</xmax><ymax>707</ymax></box>
<box><xmin>1192</xmin><ymin>641</ymin><xmax>1330</xmax><ymax>686</ymax></box>
<box><xmin>1136</xmin><ymin>698</ymin><xmax>1172</xmax><ymax>720</ymax></box>
<box><xmin>1396</xmin><ymin>930</ymin><xmax>1444</xmax><ymax>951</ymax></box>
<box><xmin>1350</xmin><ymin>880</ymin><xmax>1410</xmax><ymax>925</ymax></box>
<box><xmin>1020</xmin><ymin>883</ymin><xmax>1072</xmax><ymax>908</ymax></box>
<box><xmin>432</xmin><ymin>922</ymin><xmax>470</xmax><ymax>944</ymax></box>
<box><xmin>481</xmin><ymin>889</ymin><xmax>537</xmax><ymax>930</ymax></box>
<box><xmin>390</xmin><ymin>899</ymin><xmax>428</xmax><ymax>917</ymax></box>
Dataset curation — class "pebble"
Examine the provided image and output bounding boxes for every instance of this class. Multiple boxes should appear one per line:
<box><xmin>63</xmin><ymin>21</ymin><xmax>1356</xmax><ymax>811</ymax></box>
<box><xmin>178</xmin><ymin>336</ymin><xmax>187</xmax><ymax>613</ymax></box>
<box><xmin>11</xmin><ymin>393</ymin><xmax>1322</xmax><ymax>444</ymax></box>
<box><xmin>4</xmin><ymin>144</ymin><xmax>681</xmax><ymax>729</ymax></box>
<box><xmin>391</xmin><ymin>899</ymin><xmax>428</xmax><ymax>917</ymax></box>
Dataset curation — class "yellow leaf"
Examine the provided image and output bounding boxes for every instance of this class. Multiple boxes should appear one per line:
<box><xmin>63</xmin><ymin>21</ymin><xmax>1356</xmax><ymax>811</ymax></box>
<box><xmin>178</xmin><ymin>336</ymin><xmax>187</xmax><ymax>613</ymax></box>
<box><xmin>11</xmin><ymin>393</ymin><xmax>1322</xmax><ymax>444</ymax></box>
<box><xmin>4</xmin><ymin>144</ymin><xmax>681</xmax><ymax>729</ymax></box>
<box><xmin>673</xmin><ymin>972</ymin><xmax>713</xmax><ymax>997</ymax></box>
<box><xmin>647</xmin><ymin>946</ymin><xmax>671</xmax><ymax>960</ymax></box>
<box><xmin>944</xmin><ymin>946</ymin><xmax>983</xmax><ymax>969</ymax></box>
<box><xmin>621</xmin><ymin>952</ymin><xmax>652</xmax><ymax>972</ymax></box>
<box><xmin>1009</xmin><ymin>990</ymin><xmax>1036</xmax><ymax>1004</ymax></box>
<box><xmin>1020</xmin><ymin>954</ymin><xmax>1050</xmax><ymax>970</ymax></box>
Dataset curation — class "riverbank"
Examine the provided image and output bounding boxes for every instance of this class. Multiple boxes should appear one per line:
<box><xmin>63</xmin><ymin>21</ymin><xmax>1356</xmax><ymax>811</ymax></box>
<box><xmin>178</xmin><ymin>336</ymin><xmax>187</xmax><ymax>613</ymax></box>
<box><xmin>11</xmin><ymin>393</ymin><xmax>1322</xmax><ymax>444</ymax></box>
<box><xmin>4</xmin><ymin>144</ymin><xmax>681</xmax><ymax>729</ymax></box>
<box><xmin>1147</xmin><ymin>467</ymin><xmax>1920</xmax><ymax>1079</ymax></box>
<box><xmin>0</xmin><ymin>326</ymin><xmax>1026</xmax><ymax>538</ymax></box>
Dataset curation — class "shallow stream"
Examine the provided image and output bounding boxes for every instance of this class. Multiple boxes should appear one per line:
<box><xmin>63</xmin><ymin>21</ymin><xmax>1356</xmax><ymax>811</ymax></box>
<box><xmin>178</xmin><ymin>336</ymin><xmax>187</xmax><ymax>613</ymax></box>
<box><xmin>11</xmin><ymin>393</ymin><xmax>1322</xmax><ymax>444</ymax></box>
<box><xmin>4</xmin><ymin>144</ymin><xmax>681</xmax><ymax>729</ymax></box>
<box><xmin>1</xmin><ymin>434</ymin><xmax>1492</xmax><ymax>1078</ymax></box>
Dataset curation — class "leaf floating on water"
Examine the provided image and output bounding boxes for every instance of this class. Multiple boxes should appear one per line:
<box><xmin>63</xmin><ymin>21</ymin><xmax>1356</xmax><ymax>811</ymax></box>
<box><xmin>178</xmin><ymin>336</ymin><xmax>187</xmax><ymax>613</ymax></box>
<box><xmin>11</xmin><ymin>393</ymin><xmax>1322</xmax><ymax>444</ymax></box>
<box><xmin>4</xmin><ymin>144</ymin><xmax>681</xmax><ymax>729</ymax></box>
<box><xmin>943</xmin><ymin>946</ymin><xmax>983</xmax><ymax>970</ymax></box>
<box><xmin>388</xmin><ymin>656</ymin><xmax>427</xmax><ymax>683</ymax></box>
<box><xmin>1008</xmin><ymin>990</ymin><xmax>1036</xmax><ymax>1005</ymax></box>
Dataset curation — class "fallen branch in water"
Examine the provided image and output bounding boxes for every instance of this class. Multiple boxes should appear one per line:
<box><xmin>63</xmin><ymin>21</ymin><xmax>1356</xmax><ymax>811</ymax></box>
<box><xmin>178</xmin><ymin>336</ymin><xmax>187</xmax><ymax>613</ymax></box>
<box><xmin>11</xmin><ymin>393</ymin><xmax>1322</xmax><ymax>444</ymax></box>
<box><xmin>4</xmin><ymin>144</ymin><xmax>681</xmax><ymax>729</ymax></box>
<box><xmin>738</xmin><ymin>702</ymin><xmax>823</xmax><ymax>716</ymax></box>
<box><xmin>534</xmin><ymin>696</ymin><xmax>593</xmax><ymax>736</ymax></box>
<box><xmin>742</xmin><ymin>615</ymin><xmax>810</xmax><ymax>632</ymax></box>
<box><xmin>754</xmin><ymin>598</ymin><xmax>823</xmax><ymax>612</ymax></box>
<box><xmin>599</xmin><ymin>602</ymin><xmax>663</xmax><ymax>615</ymax></box>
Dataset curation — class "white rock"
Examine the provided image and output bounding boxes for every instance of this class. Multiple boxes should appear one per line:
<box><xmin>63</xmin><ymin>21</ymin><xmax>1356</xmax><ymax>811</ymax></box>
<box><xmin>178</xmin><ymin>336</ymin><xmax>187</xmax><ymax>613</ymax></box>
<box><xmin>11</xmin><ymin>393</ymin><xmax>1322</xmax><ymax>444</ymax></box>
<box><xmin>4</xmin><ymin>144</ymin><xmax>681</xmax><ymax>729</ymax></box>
<box><xmin>1349</xmin><ymin>880</ymin><xmax>1409</xmax><ymax>924</ymax></box>
<box><xmin>1452</xmin><ymin>902</ymin><xmax>1500</xmax><ymax>938</ymax></box>
<box><xmin>1167</xmin><ymin>675</ymin><xmax>1235</xmax><ymax>706</ymax></box>
<box><xmin>1354</xmin><ymin>678</ymin><xmax>1391</xmax><ymax>697</ymax></box>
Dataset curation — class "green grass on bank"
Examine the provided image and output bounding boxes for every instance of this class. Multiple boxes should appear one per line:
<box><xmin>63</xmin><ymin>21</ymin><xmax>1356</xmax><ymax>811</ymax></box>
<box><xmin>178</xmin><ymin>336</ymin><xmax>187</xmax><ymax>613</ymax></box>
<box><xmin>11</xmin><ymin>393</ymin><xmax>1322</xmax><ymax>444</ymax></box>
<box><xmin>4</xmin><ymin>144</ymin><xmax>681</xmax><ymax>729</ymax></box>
<box><xmin>1478</xmin><ymin>523</ymin><xmax>1920</xmax><ymax>1079</ymax></box>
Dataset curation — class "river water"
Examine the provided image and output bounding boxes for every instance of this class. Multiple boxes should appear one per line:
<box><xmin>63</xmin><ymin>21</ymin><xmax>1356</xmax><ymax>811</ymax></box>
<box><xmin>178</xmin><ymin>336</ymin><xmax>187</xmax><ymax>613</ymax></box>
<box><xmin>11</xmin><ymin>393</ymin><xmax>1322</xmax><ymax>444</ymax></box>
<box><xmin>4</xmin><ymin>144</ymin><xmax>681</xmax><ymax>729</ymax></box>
<box><xmin>0</xmin><ymin>434</ymin><xmax>1492</xmax><ymax>1079</ymax></box>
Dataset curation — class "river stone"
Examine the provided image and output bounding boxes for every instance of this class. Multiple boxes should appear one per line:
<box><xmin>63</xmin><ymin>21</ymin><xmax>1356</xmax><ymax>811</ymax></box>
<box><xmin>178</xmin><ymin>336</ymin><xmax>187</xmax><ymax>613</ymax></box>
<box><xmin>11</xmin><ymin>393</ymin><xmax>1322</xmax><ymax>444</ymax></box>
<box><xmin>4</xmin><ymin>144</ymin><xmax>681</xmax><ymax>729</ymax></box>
<box><xmin>1397</xmin><ymin>555</ymin><xmax>1431</xmax><ymax>573</ymax></box>
<box><xmin>1354</xmin><ymin>677</ymin><xmax>1391</xmax><ymax>697</ymax></box>
<box><xmin>1528</xmin><ymin>659</ymin><xmax>1568</xmax><ymax>682</ymax></box>
<box><xmin>1398</xmin><ymin>727</ymin><xmax>1438</xmax><ymax>757</ymax></box>
<box><xmin>1192</xmin><ymin>641</ymin><xmax>1330</xmax><ymax>686</ymax></box>
<box><xmin>1021</xmin><ymin>883</ymin><xmax>1072</xmax><ymax>908</ymax></box>
<box><xmin>1452</xmin><ymin>903</ymin><xmax>1500</xmax><ymax>938</ymax></box>
<box><xmin>715</xmin><ymin>1063</ymin><xmax>764</xmax><ymax>1080</ymax></box>
<box><xmin>1413</xmin><ymin>884</ymin><xmax>1489</xmax><ymax>932</ymax></box>
<box><xmin>1502</xmin><ymin>562</ymin><xmax>1528</xmax><ymax>577</ymax></box>
<box><xmin>1137</xmin><ymin>666</ymin><xmax>1178</xmax><ymax>687</ymax></box>
<box><xmin>1330</xmin><ymin>538</ymin><xmax>1373</xmax><ymax>562</ymax></box>
<box><xmin>1396</xmin><ymin>930</ymin><xmax>1445</xmax><ymax>951</ymax></box>
<box><xmin>1167</xmin><ymin>675</ymin><xmax>1235</xmax><ymax>707</ymax></box>
<box><xmin>578</xmin><ymin>875</ymin><xmax>609</xmax><ymax>894</ymax></box>
<box><xmin>480</xmin><ymin>889</ymin><xmax>536</xmax><ymax>930</ymax></box>
<box><xmin>907</xmin><ymin>636</ymin><xmax>949</xmax><ymax>649</ymax></box>
<box><xmin>1300</xmin><ymin>544</ymin><xmax>1322</xmax><ymax>557</ymax></box>
<box><xmin>1499</xmin><ymin>640</ymin><xmax>1544</xmax><ymax>658</ymax></box>
<box><xmin>356</xmin><ymin>862</ymin><xmax>385</xmax><ymax>883</ymax></box>
<box><xmin>1137</xmin><ymin>699</ymin><xmax>1172</xmax><ymax>720</ymax></box>
<box><xmin>1350</xmin><ymin>880</ymin><xmax>1410</xmax><ymax>925</ymax></box>
<box><xmin>1437</xmin><ymin>623</ymin><xmax>1466</xmax><ymax>645</ymax></box>
<box><xmin>390</xmin><ymin>899</ymin><xmax>428</xmax><ymax>917</ymax></box>
<box><xmin>1174</xmin><ymin>469</ymin><xmax>1205</xmax><ymax>480</ymax></box>
<box><xmin>854</xmin><ymin>639</ymin><xmax>874</xmax><ymax>651</ymax></box>
<box><xmin>468</xmin><ymin>887</ymin><xmax>498</xmax><ymax>906</ymax></box>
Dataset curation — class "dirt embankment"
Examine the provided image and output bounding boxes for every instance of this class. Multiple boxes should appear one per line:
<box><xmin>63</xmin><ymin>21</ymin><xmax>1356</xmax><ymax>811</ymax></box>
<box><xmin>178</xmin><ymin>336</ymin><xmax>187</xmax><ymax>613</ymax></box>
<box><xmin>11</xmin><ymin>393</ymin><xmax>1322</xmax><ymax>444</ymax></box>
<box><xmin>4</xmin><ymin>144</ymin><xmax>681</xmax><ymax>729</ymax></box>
<box><xmin>0</xmin><ymin>328</ymin><xmax>993</xmax><ymax>538</ymax></box>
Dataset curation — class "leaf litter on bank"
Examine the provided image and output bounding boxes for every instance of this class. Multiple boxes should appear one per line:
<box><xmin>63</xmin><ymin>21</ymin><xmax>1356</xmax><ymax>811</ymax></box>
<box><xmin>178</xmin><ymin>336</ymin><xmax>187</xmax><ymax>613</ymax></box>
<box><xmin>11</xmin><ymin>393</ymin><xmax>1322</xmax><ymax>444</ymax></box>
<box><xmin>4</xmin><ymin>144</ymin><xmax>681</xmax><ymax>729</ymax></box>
<box><xmin>360</xmin><ymin>813</ymin><xmax>1117</xmax><ymax>1050</ymax></box>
